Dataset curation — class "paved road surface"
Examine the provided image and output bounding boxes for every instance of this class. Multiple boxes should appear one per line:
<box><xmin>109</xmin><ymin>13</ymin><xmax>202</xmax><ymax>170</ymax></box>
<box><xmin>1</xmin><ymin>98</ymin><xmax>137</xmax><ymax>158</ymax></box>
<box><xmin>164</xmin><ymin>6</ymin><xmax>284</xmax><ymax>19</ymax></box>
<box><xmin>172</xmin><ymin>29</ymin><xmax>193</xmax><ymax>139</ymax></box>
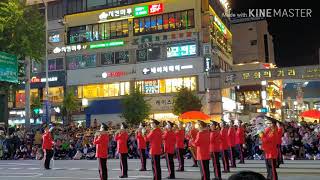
<box><xmin>0</xmin><ymin>159</ymin><xmax>319</xmax><ymax>180</ymax></box>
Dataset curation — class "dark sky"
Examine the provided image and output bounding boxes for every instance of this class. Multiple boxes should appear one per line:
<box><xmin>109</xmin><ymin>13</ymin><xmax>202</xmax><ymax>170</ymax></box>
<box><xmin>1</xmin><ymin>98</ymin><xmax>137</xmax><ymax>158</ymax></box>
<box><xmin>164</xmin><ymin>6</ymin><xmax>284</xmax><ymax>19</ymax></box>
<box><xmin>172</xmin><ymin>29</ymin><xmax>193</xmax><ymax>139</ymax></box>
<box><xmin>231</xmin><ymin>0</ymin><xmax>320</xmax><ymax>67</ymax></box>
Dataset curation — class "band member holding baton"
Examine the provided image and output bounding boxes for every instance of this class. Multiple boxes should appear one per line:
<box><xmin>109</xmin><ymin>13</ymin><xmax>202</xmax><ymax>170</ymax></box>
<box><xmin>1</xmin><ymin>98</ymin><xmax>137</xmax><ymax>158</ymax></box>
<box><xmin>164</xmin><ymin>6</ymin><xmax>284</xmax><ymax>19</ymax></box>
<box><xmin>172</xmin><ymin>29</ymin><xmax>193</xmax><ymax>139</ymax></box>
<box><xmin>93</xmin><ymin>123</ymin><xmax>109</xmax><ymax>180</ymax></box>
<box><xmin>146</xmin><ymin>119</ymin><xmax>163</xmax><ymax>180</ymax></box>
<box><xmin>115</xmin><ymin>123</ymin><xmax>129</xmax><ymax>178</ymax></box>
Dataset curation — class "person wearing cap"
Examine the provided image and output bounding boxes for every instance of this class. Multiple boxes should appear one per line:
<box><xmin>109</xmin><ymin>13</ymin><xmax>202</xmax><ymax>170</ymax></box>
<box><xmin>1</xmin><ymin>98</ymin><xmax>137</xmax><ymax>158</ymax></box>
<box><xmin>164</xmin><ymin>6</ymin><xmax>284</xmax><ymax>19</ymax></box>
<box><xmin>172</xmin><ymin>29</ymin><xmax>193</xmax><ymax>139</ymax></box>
<box><xmin>93</xmin><ymin>123</ymin><xmax>109</xmax><ymax>180</ymax></box>
<box><xmin>235</xmin><ymin>120</ymin><xmax>245</xmax><ymax>164</ymax></box>
<box><xmin>42</xmin><ymin>126</ymin><xmax>54</xmax><ymax>170</ymax></box>
<box><xmin>220</xmin><ymin>121</ymin><xmax>230</xmax><ymax>173</ymax></box>
<box><xmin>115</xmin><ymin>123</ymin><xmax>129</xmax><ymax>178</ymax></box>
<box><xmin>175</xmin><ymin>121</ymin><xmax>185</xmax><ymax>171</ymax></box>
<box><xmin>186</xmin><ymin>122</ymin><xmax>198</xmax><ymax>167</ymax></box>
<box><xmin>163</xmin><ymin>121</ymin><xmax>176</xmax><ymax>179</ymax></box>
<box><xmin>194</xmin><ymin>120</ymin><xmax>210</xmax><ymax>180</ymax></box>
<box><xmin>228</xmin><ymin>120</ymin><xmax>237</xmax><ymax>168</ymax></box>
<box><xmin>260</xmin><ymin>117</ymin><xmax>278</xmax><ymax>180</ymax></box>
<box><xmin>276</xmin><ymin>121</ymin><xmax>284</xmax><ymax>167</ymax></box>
<box><xmin>146</xmin><ymin>119</ymin><xmax>163</xmax><ymax>180</ymax></box>
<box><xmin>136</xmin><ymin>122</ymin><xmax>147</xmax><ymax>171</ymax></box>
<box><xmin>210</xmin><ymin>121</ymin><xmax>222</xmax><ymax>180</ymax></box>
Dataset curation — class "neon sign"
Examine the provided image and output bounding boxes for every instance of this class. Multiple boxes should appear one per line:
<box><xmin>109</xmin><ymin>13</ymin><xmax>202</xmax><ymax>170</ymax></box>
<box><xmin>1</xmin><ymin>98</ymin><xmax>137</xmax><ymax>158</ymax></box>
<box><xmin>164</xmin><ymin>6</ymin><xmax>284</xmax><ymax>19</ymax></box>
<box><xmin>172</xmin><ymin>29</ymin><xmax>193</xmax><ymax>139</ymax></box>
<box><xmin>143</xmin><ymin>65</ymin><xmax>194</xmax><ymax>75</ymax></box>
<box><xmin>134</xmin><ymin>3</ymin><xmax>164</xmax><ymax>17</ymax></box>
<box><xmin>90</xmin><ymin>41</ymin><xmax>124</xmax><ymax>49</ymax></box>
<box><xmin>52</xmin><ymin>44</ymin><xmax>88</xmax><ymax>54</ymax></box>
<box><xmin>99</xmin><ymin>8</ymin><xmax>133</xmax><ymax>22</ymax></box>
<box><xmin>31</xmin><ymin>76</ymin><xmax>58</xmax><ymax>83</ymax></box>
<box><xmin>148</xmin><ymin>3</ymin><xmax>163</xmax><ymax>15</ymax></box>
<box><xmin>101</xmin><ymin>71</ymin><xmax>127</xmax><ymax>78</ymax></box>
<box><xmin>167</xmin><ymin>44</ymin><xmax>197</xmax><ymax>58</ymax></box>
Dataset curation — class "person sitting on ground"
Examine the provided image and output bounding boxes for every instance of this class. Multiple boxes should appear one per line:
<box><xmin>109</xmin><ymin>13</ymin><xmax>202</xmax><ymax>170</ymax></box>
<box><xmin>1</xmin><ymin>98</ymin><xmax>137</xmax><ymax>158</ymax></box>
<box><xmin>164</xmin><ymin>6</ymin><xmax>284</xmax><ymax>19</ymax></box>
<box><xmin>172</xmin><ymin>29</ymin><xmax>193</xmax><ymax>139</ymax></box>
<box><xmin>228</xmin><ymin>171</ymin><xmax>267</xmax><ymax>180</ymax></box>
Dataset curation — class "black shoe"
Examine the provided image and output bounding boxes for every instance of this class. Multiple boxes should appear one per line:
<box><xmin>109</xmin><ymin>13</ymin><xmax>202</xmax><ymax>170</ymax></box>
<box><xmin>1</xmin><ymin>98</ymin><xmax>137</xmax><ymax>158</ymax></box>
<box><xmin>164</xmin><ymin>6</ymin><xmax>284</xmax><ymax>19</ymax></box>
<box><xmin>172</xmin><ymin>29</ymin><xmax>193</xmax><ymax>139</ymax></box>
<box><xmin>139</xmin><ymin>169</ymin><xmax>147</xmax><ymax>171</ymax></box>
<box><xmin>222</xmin><ymin>170</ymin><xmax>230</xmax><ymax>173</ymax></box>
<box><xmin>192</xmin><ymin>164</ymin><xmax>198</xmax><ymax>167</ymax></box>
<box><xmin>119</xmin><ymin>175</ymin><xmax>128</xmax><ymax>178</ymax></box>
<box><xmin>45</xmin><ymin>168</ymin><xmax>51</xmax><ymax>170</ymax></box>
<box><xmin>166</xmin><ymin>176</ymin><xmax>175</xmax><ymax>179</ymax></box>
<box><xmin>238</xmin><ymin>161</ymin><xmax>245</xmax><ymax>164</ymax></box>
<box><xmin>176</xmin><ymin>169</ymin><xmax>184</xmax><ymax>172</ymax></box>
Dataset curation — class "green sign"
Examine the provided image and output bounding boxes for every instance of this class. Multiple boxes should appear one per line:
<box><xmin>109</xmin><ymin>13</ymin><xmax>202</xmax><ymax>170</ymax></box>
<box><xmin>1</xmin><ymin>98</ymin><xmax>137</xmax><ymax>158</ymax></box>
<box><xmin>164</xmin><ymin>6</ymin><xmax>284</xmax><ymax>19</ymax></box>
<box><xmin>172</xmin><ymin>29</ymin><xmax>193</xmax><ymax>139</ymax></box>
<box><xmin>0</xmin><ymin>51</ymin><xmax>18</xmax><ymax>83</ymax></box>
<box><xmin>134</xmin><ymin>5</ymin><xmax>148</xmax><ymax>17</ymax></box>
<box><xmin>90</xmin><ymin>41</ymin><xmax>125</xmax><ymax>49</ymax></box>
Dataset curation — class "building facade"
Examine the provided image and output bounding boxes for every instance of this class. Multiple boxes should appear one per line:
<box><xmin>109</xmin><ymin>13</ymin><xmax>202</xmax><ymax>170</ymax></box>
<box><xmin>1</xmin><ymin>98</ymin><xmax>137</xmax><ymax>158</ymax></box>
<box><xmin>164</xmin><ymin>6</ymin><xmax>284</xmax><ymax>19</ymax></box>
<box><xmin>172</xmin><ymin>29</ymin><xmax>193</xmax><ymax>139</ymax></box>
<box><xmin>12</xmin><ymin>0</ymin><xmax>234</xmax><ymax>125</ymax></box>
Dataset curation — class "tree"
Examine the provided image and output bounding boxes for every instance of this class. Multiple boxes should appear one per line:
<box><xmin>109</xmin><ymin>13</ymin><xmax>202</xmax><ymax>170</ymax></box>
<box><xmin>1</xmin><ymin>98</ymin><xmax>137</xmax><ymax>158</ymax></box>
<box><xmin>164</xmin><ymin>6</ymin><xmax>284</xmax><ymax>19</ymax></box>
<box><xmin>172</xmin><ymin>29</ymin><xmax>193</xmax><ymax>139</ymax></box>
<box><xmin>121</xmin><ymin>88</ymin><xmax>151</xmax><ymax>126</ymax></box>
<box><xmin>30</xmin><ymin>95</ymin><xmax>41</xmax><ymax>122</ymax></box>
<box><xmin>62</xmin><ymin>89</ymin><xmax>79</xmax><ymax>125</ymax></box>
<box><xmin>173</xmin><ymin>86</ymin><xmax>202</xmax><ymax>116</ymax></box>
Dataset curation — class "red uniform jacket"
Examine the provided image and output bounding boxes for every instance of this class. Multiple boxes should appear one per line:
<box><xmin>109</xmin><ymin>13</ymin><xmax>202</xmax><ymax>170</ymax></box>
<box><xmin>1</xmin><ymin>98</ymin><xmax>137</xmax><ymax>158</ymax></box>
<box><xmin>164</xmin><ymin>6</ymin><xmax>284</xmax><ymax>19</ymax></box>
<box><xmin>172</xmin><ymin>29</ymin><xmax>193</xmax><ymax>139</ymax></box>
<box><xmin>220</xmin><ymin>128</ymin><xmax>229</xmax><ymax>150</ymax></box>
<box><xmin>261</xmin><ymin>127</ymin><xmax>278</xmax><ymax>159</ymax></box>
<box><xmin>42</xmin><ymin>132</ymin><xmax>54</xmax><ymax>150</ymax></box>
<box><xmin>146</xmin><ymin>127</ymin><xmax>163</xmax><ymax>155</ymax></box>
<box><xmin>163</xmin><ymin>130</ymin><xmax>176</xmax><ymax>154</ymax></box>
<box><xmin>175</xmin><ymin>129</ymin><xmax>185</xmax><ymax>149</ymax></box>
<box><xmin>115</xmin><ymin>131</ymin><xmax>128</xmax><ymax>154</ymax></box>
<box><xmin>235</xmin><ymin>126</ymin><xmax>245</xmax><ymax>145</ymax></box>
<box><xmin>276</xmin><ymin>127</ymin><xmax>283</xmax><ymax>145</ymax></box>
<box><xmin>93</xmin><ymin>133</ymin><xmax>109</xmax><ymax>158</ymax></box>
<box><xmin>227</xmin><ymin>127</ymin><xmax>236</xmax><ymax>147</ymax></box>
<box><xmin>186</xmin><ymin>128</ymin><xmax>198</xmax><ymax>147</ymax></box>
<box><xmin>210</xmin><ymin>130</ymin><xmax>222</xmax><ymax>153</ymax></box>
<box><xmin>194</xmin><ymin>130</ymin><xmax>211</xmax><ymax>160</ymax></box>
<box><xmin>136</xmin><ymin>131</ymin><xmax>146</xmax><ymax>150</ymax></box>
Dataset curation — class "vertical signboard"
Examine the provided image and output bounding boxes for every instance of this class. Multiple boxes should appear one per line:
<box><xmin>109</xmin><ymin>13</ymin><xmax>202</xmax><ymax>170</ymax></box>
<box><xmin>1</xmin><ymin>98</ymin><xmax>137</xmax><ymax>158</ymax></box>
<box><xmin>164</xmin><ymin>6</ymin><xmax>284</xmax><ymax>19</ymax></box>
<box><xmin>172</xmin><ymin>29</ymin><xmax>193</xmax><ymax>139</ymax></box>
<box><xmin>0</xmin><ymin>52</ymin><xmax>18</xmax><ymax>83</ymax></box>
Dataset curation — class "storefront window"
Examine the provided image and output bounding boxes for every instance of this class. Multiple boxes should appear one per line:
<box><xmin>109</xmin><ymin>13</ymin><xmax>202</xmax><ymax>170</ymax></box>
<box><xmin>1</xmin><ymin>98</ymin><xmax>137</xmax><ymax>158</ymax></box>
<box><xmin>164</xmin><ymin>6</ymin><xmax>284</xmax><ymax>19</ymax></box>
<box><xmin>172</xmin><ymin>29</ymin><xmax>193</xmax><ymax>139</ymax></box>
<box><xmin>45</xmin><ymin>87</ymin><xmax>64</xmax><ymax>103</ymax></box>
<box><xmin>136</xmin><ymin>76</ymin><xmax>197</xmax><ymax>94</ymax></box>
<box><xmin>134</xmin><ymin>9</ymin><xmax>194</xmax><ymax>35</ymax></box>
<box><xmin>67</xmin><ymin>54</ymin><xmax>96</xmax><ymax>70</ymax></box>
<box><xmin>78</xmin><ymin>82</ymin><xmax>130</xmax><ymax>99</ymax></box>
<box><xmin>16</xmin><ymin>89</ymin><xmax>39</xmax><ymax>108</ymax></box>
<box><xmin>137</xmin><ymin>47</ymin><xmax>161</xmax><ymax>62</ymax></box>
<box><xmin>48</xmin><ymin>58</ymin><xmax>63</xmax><ymax>71</ymax></box>
<box><xmin>101</xmin><ymin>51</ymin><xmax>129</xmax><ymax>65</ymax></box>
<box><xmin>68</xmin><ymin>20</ymin><xmax>128</xmax><ymax>44</ymax></box>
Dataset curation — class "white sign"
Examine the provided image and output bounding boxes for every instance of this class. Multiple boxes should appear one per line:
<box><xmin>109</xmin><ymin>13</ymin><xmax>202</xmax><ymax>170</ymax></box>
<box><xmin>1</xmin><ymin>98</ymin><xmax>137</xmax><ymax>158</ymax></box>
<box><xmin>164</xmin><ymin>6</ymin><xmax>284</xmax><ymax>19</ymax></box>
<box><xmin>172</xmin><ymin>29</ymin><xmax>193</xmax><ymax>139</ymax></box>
<box><xmin>148</xmin><ymin>96</ymin><xmax>174</xmax><ymax>112</ymax></box>
<box><xmin>52</xmin><ymin>44</ymin><xmax>88</xmax><ymax>54</ymax></box>
<box><xmin>99</xmin><ymin>8</ymin><xmax>133</xmax><ymax>22</ymax></box>
<box><xmin>30</xmin><ymin>76</ymin><xmax>58</xmax><ymax>83</ymax></box>
<box><xmin>142</xmin><ymin>65</ymin><xmax>194</xmax><ymax>75</ymax></box>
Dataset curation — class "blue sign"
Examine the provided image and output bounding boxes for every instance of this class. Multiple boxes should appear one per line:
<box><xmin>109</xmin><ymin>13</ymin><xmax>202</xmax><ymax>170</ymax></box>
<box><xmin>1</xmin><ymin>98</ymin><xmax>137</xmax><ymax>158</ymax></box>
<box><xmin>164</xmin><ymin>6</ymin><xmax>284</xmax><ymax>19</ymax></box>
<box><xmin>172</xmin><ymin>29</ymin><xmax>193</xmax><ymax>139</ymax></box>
<box><xmin>261</xmin><ymin>108</ymin><xmax>268</xmax><ymax>113</ymax></box>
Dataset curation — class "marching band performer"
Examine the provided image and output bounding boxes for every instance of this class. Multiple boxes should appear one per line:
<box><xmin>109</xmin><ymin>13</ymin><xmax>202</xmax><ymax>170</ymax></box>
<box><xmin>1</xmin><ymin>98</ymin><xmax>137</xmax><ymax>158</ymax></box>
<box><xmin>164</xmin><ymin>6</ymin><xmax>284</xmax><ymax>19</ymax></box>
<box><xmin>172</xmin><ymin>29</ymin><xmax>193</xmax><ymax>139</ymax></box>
<box><xmin>163</xmin><ymin>121</ymin><xmax>176</xmax><ymax>179</ymax></box>
<box><xmin>228</xmin><ymin>120</ymin><xmax>237</xmax><ymax>168</ymax></box>
<box><xmin>220</xmin><ymin>121</ymin><xmax>230</xmax><ymax>173</ymax></box>
<box><xmin>276</xmin><ymin>121</ymin><xmax>284</xmax><ymax>167</ymax></box>
<box><xmin>210</xmin><ymin>121</ymin><xmax>222</xmax><ymax>180</ymax></box>
<box><xmin>146</xmin><ymin>119</ymin><xmax>163</xmax><ymax>180</ymax></box>
<box><xmin>115</xmin><ymin>123</ymin><xmax>129</xmax><ymax>178</ymax></box>
<box><xmin>175</xmin><ymin>121</ymin><xmax>185</xmax><ymax>171</ymax></box>
<box><xmin>93</xmin><ymin>123</ymin><xmax>109</xmax><ymax>180</ymax></box>
<box><xmin>194</xmin><ymin>120</ymin><xmax>211</xmax><ymax>180</ymax></box>
<box><xmin>260</xmin><ymin>117</ymin><xmax>278</xmax><ymax>180</ymax></box>
<box><xmin>136</xmin><ymin>122</ymin><xmax>147</xmax><ymax>171</ymax></box>
<box><xmin>186</xmin><ymin>122</ymin><xmax>198</xmax><ymax>167</ymax></box>
<box><xmin>235</xmin><ymin>120</ymin><xmax>245</xmax><ymax>164</ymax></box>
<box><xmin>42</xmin><ymin>126</ymin><xmax>54</xmax><ymax>170</ymax></box>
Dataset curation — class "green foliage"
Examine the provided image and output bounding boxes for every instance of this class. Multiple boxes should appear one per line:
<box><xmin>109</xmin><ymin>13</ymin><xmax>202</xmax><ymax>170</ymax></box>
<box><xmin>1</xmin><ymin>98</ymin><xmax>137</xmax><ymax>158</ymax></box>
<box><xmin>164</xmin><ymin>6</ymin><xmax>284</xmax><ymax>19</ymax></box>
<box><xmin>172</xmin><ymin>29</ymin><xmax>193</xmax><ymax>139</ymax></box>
<box><xmin>173</xmin><ymin>86</ymin><xmax>202</xmax><ymax>116</ymax></box>
<box><xmin>30</xmin><ymin>94</ymin><xmax>41</xmax><ymax>120</ymax></box>
<box><xmin>0</xmin><ymin>0</ymin><xmax>45</xmax><ymax>62</ymax></box>
<box><xmin>121</xmin><ymin>88</ymin><xmax>151</xmax><ymax>126</ymax></box>
<box><xmin>62</xmin><ymin>89</ymin><xmax>79</xmax><ymax>125</ymax></box>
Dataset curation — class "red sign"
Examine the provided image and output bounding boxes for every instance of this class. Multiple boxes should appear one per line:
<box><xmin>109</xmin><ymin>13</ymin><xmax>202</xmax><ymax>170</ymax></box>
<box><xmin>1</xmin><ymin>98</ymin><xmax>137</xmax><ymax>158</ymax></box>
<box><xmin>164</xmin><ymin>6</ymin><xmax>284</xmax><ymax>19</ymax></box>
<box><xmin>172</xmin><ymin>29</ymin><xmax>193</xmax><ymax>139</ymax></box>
<box><xmin>102</xmin><ymin>71</ymin><xmax>127</xmax><ymax>78</ymax></box>
<box><xmin>31</xmin><ymin>76</ymin><xmax>41</xmax><ymax>83</ymax></box>
<box><xmin>148</xmin><ymin>3</ymin><xmax>163</xmax><ymax>15</ymax></box>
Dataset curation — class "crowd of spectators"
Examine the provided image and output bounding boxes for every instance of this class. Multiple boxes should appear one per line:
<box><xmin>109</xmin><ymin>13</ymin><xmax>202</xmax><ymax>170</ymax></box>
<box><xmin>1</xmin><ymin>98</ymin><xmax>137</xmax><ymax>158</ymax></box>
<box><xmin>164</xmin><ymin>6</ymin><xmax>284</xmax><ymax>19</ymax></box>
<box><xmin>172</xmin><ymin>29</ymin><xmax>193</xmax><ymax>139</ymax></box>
<box><xmin>0</xmin><ymin>119</ymin><xmax>319</xmax><ymax>161</ymax></box>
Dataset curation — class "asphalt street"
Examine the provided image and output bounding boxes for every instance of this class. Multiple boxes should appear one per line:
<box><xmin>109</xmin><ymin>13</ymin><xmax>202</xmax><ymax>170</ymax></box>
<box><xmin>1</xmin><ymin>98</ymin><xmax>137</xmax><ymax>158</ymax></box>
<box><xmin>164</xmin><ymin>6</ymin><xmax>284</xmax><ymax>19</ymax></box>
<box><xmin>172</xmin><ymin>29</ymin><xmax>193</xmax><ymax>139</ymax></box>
<box><xmin>0</xmin><ymin>159</ymin><xmax>319</xmax><ymax>180</ymax></box>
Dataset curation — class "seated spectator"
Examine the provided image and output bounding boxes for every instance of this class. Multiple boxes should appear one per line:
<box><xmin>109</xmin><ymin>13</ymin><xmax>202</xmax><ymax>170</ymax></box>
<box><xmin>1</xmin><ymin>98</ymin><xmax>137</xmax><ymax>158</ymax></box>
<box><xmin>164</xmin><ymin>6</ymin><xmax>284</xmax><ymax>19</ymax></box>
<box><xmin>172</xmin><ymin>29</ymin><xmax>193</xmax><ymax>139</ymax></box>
<box><xmin>68</xmin><ymin>144</ymin><xmax>77</xmax><ymax>159</ymax></box>
<box><xmin>73</xmin><ymin>150</ymin><xmax>83</xmax><ymax>160</ymax></box>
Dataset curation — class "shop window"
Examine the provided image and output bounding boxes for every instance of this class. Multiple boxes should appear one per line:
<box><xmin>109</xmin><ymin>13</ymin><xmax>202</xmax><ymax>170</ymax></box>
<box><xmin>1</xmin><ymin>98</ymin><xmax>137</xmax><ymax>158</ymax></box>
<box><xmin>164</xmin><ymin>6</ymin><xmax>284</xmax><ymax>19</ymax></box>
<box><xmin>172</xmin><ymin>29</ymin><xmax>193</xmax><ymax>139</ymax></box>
<box><xmin>46</xmin><ymin>87</ymin><xmax>64</xmax><ymax>103</ymax></box>
<box><xmin>78</xmin><ymin>82</ymin><xmax>130</xmax><ymax>99</ymax></box>
<box><xmin>133</xmin><ymin>9</ymin><xmax>194</xmax><ymax>36</ymax></box>
<box><xmin>16</xmin><ymin>89</ymin><xmax>39</xmax><ymax>108</ymax></box>
<box><xmin>32</xmin><ymin>60</ymin><xmax>42</xmax><ymax>73</ymax></box>
<box><xmin>67</xmin><ymin>54</ymin><xmax>96</xmax><ymax>70</ymax></box>
<box><xmin>48</xmin><ymin>58</ymin><xmax>64</xmax><ymax>71</ymax></box>
<box><xmin>93</xmin><ymin>24</ymin><xmax>100</xmax><ymax>41</ymax></box>
<box><xmin>101</xmin><ymin>51</ymin><xmax>129</xmax><ymax>65</ymax></box>
<box><xmin>115</xmin><ymin>51</ymin><xmax>129</xmax><ymax>64</ymax></box>
<box><xmin>87</xmin><ymin>0</ymin><xmax>106</xmax><ymax>10</ymax></box>
<box><xmin>137</xmin><ymin>47</ymin><xmax>161</xmax><ymax>62</ymax></box>
<box><xmin>101</xmin><ymin>52</ymin><xmax>115</xmax><ymax>65</ymax></box>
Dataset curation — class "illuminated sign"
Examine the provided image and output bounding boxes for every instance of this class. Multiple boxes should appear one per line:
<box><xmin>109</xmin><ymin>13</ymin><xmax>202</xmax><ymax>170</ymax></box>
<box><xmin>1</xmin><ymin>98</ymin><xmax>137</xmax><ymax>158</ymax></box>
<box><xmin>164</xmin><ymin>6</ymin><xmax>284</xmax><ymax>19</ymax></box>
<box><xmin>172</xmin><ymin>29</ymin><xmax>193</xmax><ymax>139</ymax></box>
<box><xmin>101</xmin><ymin>71</ymin><xmax>127</xmax><ymax>78</ymax></box>
<box><xmin>214</xmin><ymin>16</ymin><xmax>227</xmax><ymax>35</ymax></box>
<box><xmin>148</xmin><ymin>3</ymin><xmax>163</xmax><ymax>15</ymax></box>
<box><xmin>219</xmin><ymin>0</ymin><xmax>230</xmax><ymax>12</ymax></box>
<box><xmin>134</xmin><ymin>3</ymin><xmax>164</xmax><ymax>17</ymax></box>
<box><xmin>49</xmin><ymin>32</ymin><xmax>60</xmax><ymax>43</ymax></box>
<box><xmin>52</xmin><ymin>44</ymin><xmax>88</xmax><ymax>54</ymax></box>
<box><xmin>143</xmin><ymin>65</ymin><xmax>193</xmax><ymax>75</ymax></box>
<box><xmin>167</xmin><ymin>44</ymin><xmax>197</xmax><ymax>58</ymax></box>
<box><xmin>99</xmin><ymin>8</ymin><xmax>133</xmax><ymax>22</ymax></box>
<box><xmin>204</xmin><ymin>57</ymin><xmax>212</xmax><ymax>72</ymax></box>
<box><xmin>31</xmin><ymin>76</ymin><xmax>58</xmax><ymax>83</ymax></box>
<box><xmin>90</xmin><ymin>41</ymin><xmax>124</xmax><ymax>49</ymax></box>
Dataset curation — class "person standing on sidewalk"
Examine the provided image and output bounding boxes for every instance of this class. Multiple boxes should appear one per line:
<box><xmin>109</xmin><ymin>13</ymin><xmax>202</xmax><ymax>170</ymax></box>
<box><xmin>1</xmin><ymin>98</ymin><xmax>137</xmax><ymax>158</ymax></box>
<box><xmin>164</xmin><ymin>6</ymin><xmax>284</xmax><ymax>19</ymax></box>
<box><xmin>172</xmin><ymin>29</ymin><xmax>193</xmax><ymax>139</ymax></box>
<box><xmin>115</xmin><ymin>123</ymin><xmax>129</xmax><ymax>178</ymax></box>
<box><xmin>93</xmin><ymin>123</ymin><xmax>109</xmax><ymax>180</ymax></box>
<box><xmin>42</xmin><ymin>126</ymin><xmax>54</xmax><ymax>170</ymax></box>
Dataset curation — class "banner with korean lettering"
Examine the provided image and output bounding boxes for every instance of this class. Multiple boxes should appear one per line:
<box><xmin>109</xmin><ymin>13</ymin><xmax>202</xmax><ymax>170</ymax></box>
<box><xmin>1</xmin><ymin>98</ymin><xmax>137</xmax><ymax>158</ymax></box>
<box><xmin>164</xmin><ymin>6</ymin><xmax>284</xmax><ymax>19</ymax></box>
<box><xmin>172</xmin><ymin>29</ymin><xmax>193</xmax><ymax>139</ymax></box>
<box><xmin>218</xmin><ymin>65</ymin><xmax>320</xmax><ymax>88</ymax></box>
<box><xmin>0</xmin><ymin>52</ymin><xmax>18</xmax><ymax>83</ymax></box>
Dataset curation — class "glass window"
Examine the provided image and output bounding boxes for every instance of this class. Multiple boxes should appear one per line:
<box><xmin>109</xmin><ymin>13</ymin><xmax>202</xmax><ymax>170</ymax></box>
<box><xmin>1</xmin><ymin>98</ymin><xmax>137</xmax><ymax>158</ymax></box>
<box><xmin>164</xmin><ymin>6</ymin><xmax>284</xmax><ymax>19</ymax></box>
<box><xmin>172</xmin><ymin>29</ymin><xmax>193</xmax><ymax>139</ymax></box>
<box><xmin>81</xmin><ymin>54</ymin><xmax>96</xmax><ymax>68</ymax></box>
<box><xmin>115</xmin><ymin>51</ymin><xmax>129</xmax><ymax>64</ymax></box>
<box><xmin>144</xmin><ymin>17</ymin><xmax>151</xmax><ymax>33</ymax></box>
<box><xmin>157</xmin><ymin>15</ymin><xmax>163</xmax><ymax>31</ymax></box>
<box><xmin>47</xmin><ymin>87</ymin><xmax>64</xmax><ymax>103</ymax></box>
<box><xmin>48</xmin><ymin>58</ymin><xmax>63</xmax><ymax>71</ymax></box>
<box><xmin>137</xmin><ymin>49</ymin><xmax>147</xmax><ymax>62</ymax></box>
<box><xmin>187</xmin><ymin>10</ymin><xmax>195</xmax><ymax>28</ymax></box>
<box><xmin>101</xmin><ymin>52</ymin><xmax>115</xmax><ymax>65</ymax></box>
<box><xmin>150</xmin><ymin>16</ymin><xmax>157</xmax><ymax>31</ymax></box>
<box><xmin>116</xmin><ymin>21</ymin><xmax>123</xmax><ymax>37</ymax></box>
<box><xmin>67</xmin><ymin>55</ymin><xmax>81</xmax><ymax>70</ymax></box>
<box><xmin>93</xmin><ymin>24</ymin><xmax>100</xmax><ymax>41</ymax></box>
<box><xmin>104</xmin><ymin>23</ymin><xmax>111</xmax><ymax>40</ymax></box>
<box><xmin>32</xmin><ymin>60</ymin><xmax>41</xmax><ymax>73</ymax></box>
<box><xmin>139</xmin><ymin>18</ymin><xmax>145</xmax><ymax>33</ymax></box>
<box><xmin>85</xmin><ymin>25</ymin><xmax>93</xmax><ymax>42</ymax></box>
<box><xmin>122</xmin><ymin>20</ymin><xmax>129</xmax><ymax>36</ymax></box>
<box><xmin>87</xmin><ymin>0</ymin><xmax>106</xmax><ymax>10</ymax></box>
<box><xmin>78</xmin><ymin>82</ymin><xmax>129</xmax><ymax>99</ymax></box>
<box><xmin>148</xmin><ymin>47</ymin><xmax>161</xmax><ymax>60</ymax></box>
<box><xmin>168</xmin><ymin>13</ymin><xmax>175</xmax><ymax>30</ymax></box>
<box><xmin>134</xmin><ymin>19</ymin><xmax>140</xmax><ymax>34</ymax></box>
<box><xmin>163</xmin><ymin>14</ymin><xmax>169</xmax><ymax>31</ymax></box>
<box><xmin>110</xmin><ymin>22</ymin><xmax>117</xmax><ymax>38</ymax></box>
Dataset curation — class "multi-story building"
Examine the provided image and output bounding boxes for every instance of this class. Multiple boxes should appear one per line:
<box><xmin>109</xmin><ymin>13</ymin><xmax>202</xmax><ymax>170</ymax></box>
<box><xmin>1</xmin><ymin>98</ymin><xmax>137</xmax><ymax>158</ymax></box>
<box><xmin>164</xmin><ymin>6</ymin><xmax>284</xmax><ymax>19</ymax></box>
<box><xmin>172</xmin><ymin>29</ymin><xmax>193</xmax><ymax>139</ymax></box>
<box><xmin>10</xmin><ymin>0</ymin><xmax>234</xmax><ymax>125</ymax></box>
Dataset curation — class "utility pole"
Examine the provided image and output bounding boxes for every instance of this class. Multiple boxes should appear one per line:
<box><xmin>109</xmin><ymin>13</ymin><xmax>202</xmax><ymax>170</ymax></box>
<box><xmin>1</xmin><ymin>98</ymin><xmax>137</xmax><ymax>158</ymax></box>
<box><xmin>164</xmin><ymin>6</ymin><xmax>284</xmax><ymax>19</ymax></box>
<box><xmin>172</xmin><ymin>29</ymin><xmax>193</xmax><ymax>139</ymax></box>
<box><xmin>25</xmin><ymin>57</ymin><xmax>31</xmax><ymax>128</ymax></box>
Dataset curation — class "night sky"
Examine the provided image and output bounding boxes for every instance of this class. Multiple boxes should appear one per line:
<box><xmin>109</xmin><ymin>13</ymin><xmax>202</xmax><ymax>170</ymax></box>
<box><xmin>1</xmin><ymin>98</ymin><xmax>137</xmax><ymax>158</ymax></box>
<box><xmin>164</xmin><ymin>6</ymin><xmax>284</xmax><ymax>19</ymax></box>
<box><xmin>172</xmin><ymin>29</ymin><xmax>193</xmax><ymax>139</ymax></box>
<box><xmin>231</xmin><ymin>0</ymin><xmax>320</xmax><ymax>67</ymax></box>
